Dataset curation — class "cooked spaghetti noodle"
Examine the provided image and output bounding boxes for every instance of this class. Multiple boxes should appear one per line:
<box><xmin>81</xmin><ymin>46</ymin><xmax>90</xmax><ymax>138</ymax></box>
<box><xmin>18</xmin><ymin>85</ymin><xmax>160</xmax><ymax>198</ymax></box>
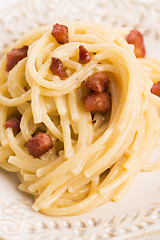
<box><xmin>0</xmin><ymin>21</ymin><xmax>160</xmax><ymax>216</ymax></box>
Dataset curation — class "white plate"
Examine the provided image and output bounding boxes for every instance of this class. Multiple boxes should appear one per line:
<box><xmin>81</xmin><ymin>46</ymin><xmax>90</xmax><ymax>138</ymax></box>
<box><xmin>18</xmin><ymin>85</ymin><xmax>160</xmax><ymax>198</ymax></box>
<box><xmin>0</xmin><ymin>0</ymin><xmax>160</xmax><ymax>239</ymax></box>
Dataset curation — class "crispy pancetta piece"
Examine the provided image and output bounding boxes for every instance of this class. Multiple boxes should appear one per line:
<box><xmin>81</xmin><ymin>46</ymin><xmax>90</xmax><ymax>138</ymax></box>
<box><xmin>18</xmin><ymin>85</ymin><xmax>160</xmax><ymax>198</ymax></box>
<box><xmin>50</xmin><ymin>57</ymin><xmax>68</xmax><ymax>80</ymax></box>
<box><xmin>4</xmin><ymin>118</ymin><xmax>20</xmax><ymax>132</ymax></box>
<box><xmin>6</xmin><ymin>46</ymin><xmax>28</xmax><ymax>72</ymax></box>
<box><xmin>126</xmin><ymin>30</ymin><xmax>145</xmax><ymax>58</ymax></box>
<box><xmin>82</xmin><ymin>71</ymin><xmax>110</xmax><ymax>93</ymax></box>
<box><xmin>79</xmin><ymin>45</ymin><xmax>91</xmax><ymax>64</ymax></box>
<box><xmin>150</xmin><ymin>81</ymin><xmax>160</xmax><ymax>96</ymax></box>
<box><xmin>27</xmin><ymin>132</ymin><xmax>53</xmax><ymax>158</ymax></box>
<box><xmin>82</xmin><ymin>91</ymin><xmax>111</xmax><ymax>114</ymax></box>
<box><xmin>51</xmin><ymin>23</ymin><xmax>68</xmax><ymax>44</ymax></box>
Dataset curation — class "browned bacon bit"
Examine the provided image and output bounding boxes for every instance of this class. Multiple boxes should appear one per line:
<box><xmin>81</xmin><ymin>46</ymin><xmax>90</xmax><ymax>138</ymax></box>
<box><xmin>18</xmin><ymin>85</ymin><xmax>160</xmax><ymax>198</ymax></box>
<box><xmin>50</xmin><ymin>57</ymin><xmax>68</xmax><ymax>80</ymax></box>
<box><xmin>6</xmin><ymin>46</ymin><xmax>28</xmax><ymax>72</ymax></box>
<box><xmin>51</xmin><ymin>23</ymin><xmax>68</xmax><ymax>44</ymax></box>
<box><xmin>27</xmin><ymin>132</ymin><xmax>53</xmax><ymax>158</ymax></box>
<box><xmin>150</xmin><ymin>81</ymin><xmax>160</xmax><ymax>96</ymax></box>
<box><xmin>4</xmin><ymin>118</ymin><xmax>20</xmax><ymax>132</ymax></box>
<box><xmin>79</xmin><ymin>45</ymin><xmax>91</xmax><ymax>64</ymax></box>
<box><xmin>126</xmin><ymin>30</ymin><xmax>145</xmax><ymax>58</ymax></box>
<box><xmin>82</xmin><ymin>71</ymin><xmax>110</xmax><ymax>93</ymax></box>
<box><xmin>82</xmin><ymin>92</ymin><xmax>111</xmax><ymax>114</ymax></box>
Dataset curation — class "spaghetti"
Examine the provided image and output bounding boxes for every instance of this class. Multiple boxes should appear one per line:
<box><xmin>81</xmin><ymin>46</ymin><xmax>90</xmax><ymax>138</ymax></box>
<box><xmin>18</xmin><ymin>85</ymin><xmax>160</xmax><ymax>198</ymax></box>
<box><xmin>0</xmin><ymin>21</ymin><xmax>160</xmax><ymax>216</ymax></box>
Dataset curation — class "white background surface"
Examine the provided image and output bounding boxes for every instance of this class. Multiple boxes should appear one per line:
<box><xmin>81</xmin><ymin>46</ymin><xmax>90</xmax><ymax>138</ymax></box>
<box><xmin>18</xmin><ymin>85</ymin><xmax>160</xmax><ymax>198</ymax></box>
<box><xmin>0</xmin><ymin>0</ymin><xmax>24</xmax><ymax>11</ymax></box>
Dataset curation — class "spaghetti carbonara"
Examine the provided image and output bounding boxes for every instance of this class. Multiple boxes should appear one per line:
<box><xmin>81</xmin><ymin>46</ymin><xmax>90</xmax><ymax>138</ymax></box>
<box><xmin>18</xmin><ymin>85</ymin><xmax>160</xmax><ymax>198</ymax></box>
<box><xmin>0</xmin><ymin>21</ymin><xmax>160</xmax><ymax>216</ymax></box>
